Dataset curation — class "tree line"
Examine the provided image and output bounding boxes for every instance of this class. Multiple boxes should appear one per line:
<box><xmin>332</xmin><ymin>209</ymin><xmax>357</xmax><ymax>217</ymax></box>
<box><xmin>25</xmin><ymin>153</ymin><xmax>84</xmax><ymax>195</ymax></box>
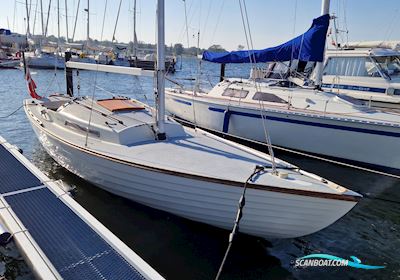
<box><xmin>45</xmin><ymin>35</ymin><xmax>227</xmax><ymax>55</ymax></box>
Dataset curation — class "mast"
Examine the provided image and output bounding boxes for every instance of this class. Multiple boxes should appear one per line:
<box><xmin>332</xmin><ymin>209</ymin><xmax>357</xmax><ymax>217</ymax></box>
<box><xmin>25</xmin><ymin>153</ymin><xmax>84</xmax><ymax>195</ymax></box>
<box><xmin>32</xmin><ymin>0</ymin><xmax>38</xmax><ymax>36</ymax></box>
<box><xmin>44</xmin><ymin>0</ymin><xmax>52</xmax><ymax>37</ymax></box>
<box><xmin>40</xmin><ymin>0</ymin><xmax>44</xmax><ymax>36</ymax></box>
<box><xmin>86</xmin><ymin>0</ymin><xmax>90</xmax><ymax>42</ymax></box>
<box><xmin>156</xmin><ymin>0</ymin><xmax>166</xmax><ymax>140</ymax></box>
<box><xmin>133</xmin><ymin>0</ymin><xmax>138</xmax><ymax>57</ymax></box>
<box><xmin>112</xmin><ymin>0</ymin><xmax>123</xmax><ymax>42</ymax></box>
<box><xmin>314</xmin><ymin>0</ymin><xmax>330</xmax><ymax>88</ymax></box>
<box><xmin>72</xmin><ymin>0</ymin><xmax>80</xmax><ymax>42</ymax></box>
<box><xmin>25</xmin><ymin>0</ymin><xmax>31</xmax><ymax>37</ymax></box>
<box><xmin>65</xmin><ymin>0</ymin><xmax>69</xmax><ymax>42</ymax></box>
<box><xmin>57</xmin><ymin>0</ymin><xmax>60</xmax><ymax>42</ymax></box>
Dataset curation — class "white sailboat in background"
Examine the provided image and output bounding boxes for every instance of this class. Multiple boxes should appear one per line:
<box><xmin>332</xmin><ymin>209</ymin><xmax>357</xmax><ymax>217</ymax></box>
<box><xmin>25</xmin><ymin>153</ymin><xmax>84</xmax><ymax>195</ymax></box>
<box><xmin>165</xmin><ymin>1</ymin><xmax>400</xmax><ymax>172</ymax></box>
<box><xmin>23</xmin><ymin>0</ymin><xmax>360</xmax><ymax>239</ymax></box>
<box><xmin>24</xmin><ymin>48</ymin><xmax>65</xmax><ymax>69</ymax></box>
<box><xmin>0</xmin><ymin>49</ymin><xmax>20</xmax><ymax>68</ymax></box>
<box><xmin>24</xmin><ymin>0</ymin><xmax>65</xmax><ymax>69</ymax></box>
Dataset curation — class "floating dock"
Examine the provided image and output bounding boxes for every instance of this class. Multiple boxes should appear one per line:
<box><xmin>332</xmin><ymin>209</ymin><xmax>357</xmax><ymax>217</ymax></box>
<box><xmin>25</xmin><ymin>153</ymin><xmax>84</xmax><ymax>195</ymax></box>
<box><xmin>0</xmin><ymin>135</ymin><xmax>164</xmax><ymax>280</ymax></box>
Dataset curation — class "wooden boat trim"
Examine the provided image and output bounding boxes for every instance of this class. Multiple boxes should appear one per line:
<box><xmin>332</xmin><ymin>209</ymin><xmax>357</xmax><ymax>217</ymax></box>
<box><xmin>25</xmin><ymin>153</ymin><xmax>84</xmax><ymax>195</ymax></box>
<box><xmin>26</xmin><ymin>109</ymin><xmax>360</xmax><ymax>203</ymax></box>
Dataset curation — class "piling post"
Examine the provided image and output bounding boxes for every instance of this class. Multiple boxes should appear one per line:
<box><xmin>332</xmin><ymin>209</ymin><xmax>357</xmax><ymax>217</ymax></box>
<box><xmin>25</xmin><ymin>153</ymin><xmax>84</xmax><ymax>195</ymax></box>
<box><xmin>220</xmin><ymin>63</ymin><xmax>226</xmax><ymax>82</ymax></box>
<box><xmin>65</xmin><ymin>52</ymin><xmax>74</xmax><ymax>97</ymax></box>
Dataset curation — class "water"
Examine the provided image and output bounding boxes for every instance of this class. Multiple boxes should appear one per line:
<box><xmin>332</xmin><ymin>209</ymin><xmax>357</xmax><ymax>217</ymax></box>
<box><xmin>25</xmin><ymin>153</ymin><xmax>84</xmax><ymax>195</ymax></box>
<box><xmin>0</xmin><ymin>58</ymin><xmax>399</xmax><ymax>280</ymax></box>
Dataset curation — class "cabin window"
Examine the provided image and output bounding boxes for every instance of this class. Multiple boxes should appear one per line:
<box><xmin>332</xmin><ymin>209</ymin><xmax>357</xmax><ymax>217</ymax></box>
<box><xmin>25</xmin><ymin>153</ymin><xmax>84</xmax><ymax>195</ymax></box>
<box><xmin>252</xmin><ymin>92</ymin><xmax>287</xmax><ymax>103</ymax></box>
<box><xmin>372</xmin><ymin>56</ymin><xmax>400</xmax><ymax>78</ymax></box>
<box><xmin>222</xmin><ymin>88</ymin><xmax>249</xmax><ymax>98</ymax></box>
<box><xmin>265</xmin><ymin>62</ymin><xmax>290</xmax><ymax>79</ymax></box>
<box><xmin>324</xmin><ymin>57</ymin><xmax>381</xmax><ymax>77</ymax></box>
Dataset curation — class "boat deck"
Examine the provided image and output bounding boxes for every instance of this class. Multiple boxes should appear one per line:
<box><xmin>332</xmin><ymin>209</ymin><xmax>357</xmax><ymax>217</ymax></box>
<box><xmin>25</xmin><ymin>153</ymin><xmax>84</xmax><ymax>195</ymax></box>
<box><xmin>0</xmin><ymin>135</ymin><xmax>163</xmax><ymax>280</ymax></box>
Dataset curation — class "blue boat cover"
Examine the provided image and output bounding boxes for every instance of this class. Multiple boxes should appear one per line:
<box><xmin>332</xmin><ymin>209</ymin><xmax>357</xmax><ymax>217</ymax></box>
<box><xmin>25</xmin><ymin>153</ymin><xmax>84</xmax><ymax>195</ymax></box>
<box><xmin>202</xmin><ymin>14</ymin><xmax>330</xmax><ymax>64</ymax></box>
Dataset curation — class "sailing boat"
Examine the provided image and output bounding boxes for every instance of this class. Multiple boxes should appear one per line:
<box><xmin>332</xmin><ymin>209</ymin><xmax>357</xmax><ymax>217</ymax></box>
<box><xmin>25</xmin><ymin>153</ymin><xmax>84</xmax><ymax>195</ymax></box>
<box><xmin>0</xmin><ymin>49</ymin><xmax>20</xmax><ymax>69</ymax></box>
<box><xmin>25</xmin><ymin>0</ymin><xmax>65</xmax><ymax>69</ymax></box>
<box><xmin>129</xmin><ymin>0</ymin><xmax>176</xmax><ymax>72</ymax></box>
<box><xmin>0</xmin><ymin>28</ymin><xmax>27</xmax><ymax>49</ymax></box>
<box><xmin>23</xmin><ymin>0</ymin><xmax>360</xmax><ymax>239</ymax></box>
<box><xmin>165</xmin><ymin>1</ymin><xmax>400</xmax><ymax>171</ymax></box>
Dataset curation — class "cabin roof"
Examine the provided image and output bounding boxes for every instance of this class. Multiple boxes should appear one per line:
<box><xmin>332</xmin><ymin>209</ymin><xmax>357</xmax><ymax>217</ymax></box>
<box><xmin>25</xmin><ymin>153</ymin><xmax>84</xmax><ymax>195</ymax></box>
<box><xmin>325</xmin><ymin>48</ymin><xmax>400</xmax><ymax>57</ymax></box>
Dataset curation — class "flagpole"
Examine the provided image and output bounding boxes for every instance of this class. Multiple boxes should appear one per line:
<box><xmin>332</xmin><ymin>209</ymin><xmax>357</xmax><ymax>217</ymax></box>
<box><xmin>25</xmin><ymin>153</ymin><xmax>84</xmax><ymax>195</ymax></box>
<box><xmin>22</xmin><ymin>52</ymin><xmax>27</xmax><ymax>75</ymax></box>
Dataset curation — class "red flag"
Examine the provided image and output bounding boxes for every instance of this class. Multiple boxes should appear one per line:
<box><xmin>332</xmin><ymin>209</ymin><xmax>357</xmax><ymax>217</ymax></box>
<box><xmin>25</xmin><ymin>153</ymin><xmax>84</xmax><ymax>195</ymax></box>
<box><xmin>25</xmin><ymin>69</ymin><xmax>41</xmax><ymax>99</ymax></box>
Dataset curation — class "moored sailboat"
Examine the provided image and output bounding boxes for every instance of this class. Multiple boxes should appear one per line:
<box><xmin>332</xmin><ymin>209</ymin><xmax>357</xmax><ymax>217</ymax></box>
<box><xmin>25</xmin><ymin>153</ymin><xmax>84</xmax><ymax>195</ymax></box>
<box><xmin>165</xmin><ymin>2</ymin><xmax>400</xmax><ymax>171</ymax></box>
<box><xmin>23</xmin><ymin>0</ymin><xmax>360</xmax><ymax>239</ymax></box>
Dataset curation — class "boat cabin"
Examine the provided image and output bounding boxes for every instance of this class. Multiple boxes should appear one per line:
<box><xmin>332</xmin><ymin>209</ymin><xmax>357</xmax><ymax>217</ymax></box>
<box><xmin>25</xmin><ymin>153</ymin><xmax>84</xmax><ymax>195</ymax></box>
<box><xmin>249</xmin><ymin>46</ymin><xmax>400</xmax><ymax>108</ymax></box>
<box><xmin>319</xmin><ymin>47</ymin><xmax>400</xmax><ymax>107</ymax></box>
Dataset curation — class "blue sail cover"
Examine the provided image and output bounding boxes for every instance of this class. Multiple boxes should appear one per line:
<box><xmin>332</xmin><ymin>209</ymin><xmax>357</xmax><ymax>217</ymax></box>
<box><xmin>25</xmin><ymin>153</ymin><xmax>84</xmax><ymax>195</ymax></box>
<box><xmin>202</xmin><ymin>14</ymin><xmax>330</xmax><ymax>64</ymax></box>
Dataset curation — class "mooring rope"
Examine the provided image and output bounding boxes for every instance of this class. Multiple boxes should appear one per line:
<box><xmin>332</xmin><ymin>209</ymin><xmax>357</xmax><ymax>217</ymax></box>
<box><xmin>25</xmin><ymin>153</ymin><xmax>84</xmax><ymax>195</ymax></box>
<box><xmin>0</xmin><ymin>105</ymin><xmax>24</xmax><ymax>118</ymax></box>
<box><xmin>215</xmin><ymin>165</ymin><xmax>265</xmax><ymax>280</ymax></box>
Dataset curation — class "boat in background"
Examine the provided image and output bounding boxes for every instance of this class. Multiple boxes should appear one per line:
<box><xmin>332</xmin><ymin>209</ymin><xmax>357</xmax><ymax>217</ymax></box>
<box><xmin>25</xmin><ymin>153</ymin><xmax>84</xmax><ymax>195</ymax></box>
<box><xmin>319</xmin><ymin>44</ymin><xmax>400</xmax><ymax>109</ymax></box>
<box><xmin>130</xmin><ymin>53</ymin><xmax>176</xmax><ymax>73</ymax></box>
<box><xmin>128</xmin><ymin>0</ymin><xmax>176</xmax><ymax>73</ymax></box>
<box><xmin>0</xmin><ymin>49</ymin><xmax>20</xmax><ymax>69</ymax></box>
<box><xmin>165</xmin><ymin>5</ymin><xmax>400</xmax><ymax>172</ymax></box>
<box><xmin>0</xmin><ymin>28</ymin><xmax>27</xmax><ymax>49</ymax></box>
<box><xmin>23</xmin><ymin>49</ymin><xmax>65</xmax><ymax>70</ymax></box>
<box><xmin>112</xmin><ymin>44</ymin><xmax>131</xmax><ymax>67</ymax></box>
<box><xmin>23</xmin><ymin>0</ymin><xmax>360</xmax><ymax>240</ymax></box>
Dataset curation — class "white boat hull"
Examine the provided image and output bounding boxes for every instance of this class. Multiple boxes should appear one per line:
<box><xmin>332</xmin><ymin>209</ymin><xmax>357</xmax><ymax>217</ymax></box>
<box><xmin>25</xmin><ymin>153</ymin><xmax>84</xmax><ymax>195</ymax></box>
<box><xmin>25</xmin><ymin>55</ymin><xmax>65</xmax><ymax>69</ymax></box>
<box><xmin>166</xmin><ymin>93</ymin><xmax>400</xmax><ymax>170</ymax></box>
<box><xmin>28</xmin><ymin>118</ymin><xmax>357</xmax><ymax>239</ymax></box>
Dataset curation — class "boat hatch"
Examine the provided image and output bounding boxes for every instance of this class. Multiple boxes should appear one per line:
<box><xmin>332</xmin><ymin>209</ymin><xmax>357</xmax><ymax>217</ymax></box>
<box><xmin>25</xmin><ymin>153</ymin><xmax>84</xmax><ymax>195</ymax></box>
<box><xmin>97</xmin><ymin>98</ymin><xmax>145</xmax><ymax>112</ymax></box>
<box><xmin>253</xmin><ymin>92</ymin><xmax>288</xmax><ymax>103</ymax></box>
<box><xmin>42</xmin><ymin>100</ymin><xmax>69</xmax><ymax>111</ymax></box>
<box><xmin>222</xmin><ymin>88</ymin><xmax>249</xmax><ymax>98</ymax></box>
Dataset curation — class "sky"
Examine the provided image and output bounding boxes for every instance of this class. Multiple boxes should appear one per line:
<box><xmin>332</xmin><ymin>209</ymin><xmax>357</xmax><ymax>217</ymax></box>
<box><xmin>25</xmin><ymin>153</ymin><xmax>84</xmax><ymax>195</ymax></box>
<box><xmin>1</xmin><ymin>0</ymin><xmax>400</xmax><ymax>51</ymax></box>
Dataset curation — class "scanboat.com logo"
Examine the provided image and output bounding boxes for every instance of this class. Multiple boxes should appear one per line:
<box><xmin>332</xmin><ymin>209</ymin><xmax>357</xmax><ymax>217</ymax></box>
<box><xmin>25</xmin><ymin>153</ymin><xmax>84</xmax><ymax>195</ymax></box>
<box><xmin>294</xmin><ymin>254</ymin><xmax>385</xmax><ymax>270</ymax></box>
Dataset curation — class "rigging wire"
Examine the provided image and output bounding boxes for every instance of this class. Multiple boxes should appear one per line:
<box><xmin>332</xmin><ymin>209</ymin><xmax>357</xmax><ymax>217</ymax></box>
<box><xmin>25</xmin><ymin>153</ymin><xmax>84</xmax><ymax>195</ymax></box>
<box><xmin>214</xmin><ymin>3</ymin><xmax>280</xmax><ymax>277</ymax></box>
<box><xmin>209</xmin><ymin>0</ymin><xmax>226</xmax><ymax>47</ymax></box>
<box><xmin>200</xmin><ymin>0</ymin><xmax>213</xmax><ymax>47</ymax></box>
<box><xmin>177</xmin><ymin>0</ymin><xmax>194</xmax><ymax>45</ymax></box>
<box><xmin>174</xmin><ymin>116</ymin><xmax>400</xmax><ymax>180</ymax></box>
<box><xmin>241</xmin><ymin>0</ymin><xmax>257</xmax><ymax>65</ymax></box>
<box><xmin>13</xmin><ymin>0</ymin><xmax>17</xmax><ymax>31</ymax></box>
<box><xmin>183</xmin><ymin>0</ymin><xmax>190</xmax><ymax>49</ymax></box>
<box><xmin>341</xmin><ymin>0</ymin><xmax>349</xmax><ymax>44</ymax></box>
<box><xmin>384</xmin><ymin>9</ymin><xmax>400</xmax><ymax>43</ymax></box>
<box><xmin>238</xmin><ymin>0</ymin><xmax>277</xmax><ymax>173</ymax></box>
<box><xmin>84</xmin><ymin>0</ymin><xmax>107</xmax><ymax>147</ymax></box>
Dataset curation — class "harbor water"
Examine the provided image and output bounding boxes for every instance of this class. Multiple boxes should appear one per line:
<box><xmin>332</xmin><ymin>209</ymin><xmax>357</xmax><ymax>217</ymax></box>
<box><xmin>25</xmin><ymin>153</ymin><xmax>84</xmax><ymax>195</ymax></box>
<box><xmin>0</xmin><ymin>58</ymin><xmax>399</xmax><ymax>279</ymax></box>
